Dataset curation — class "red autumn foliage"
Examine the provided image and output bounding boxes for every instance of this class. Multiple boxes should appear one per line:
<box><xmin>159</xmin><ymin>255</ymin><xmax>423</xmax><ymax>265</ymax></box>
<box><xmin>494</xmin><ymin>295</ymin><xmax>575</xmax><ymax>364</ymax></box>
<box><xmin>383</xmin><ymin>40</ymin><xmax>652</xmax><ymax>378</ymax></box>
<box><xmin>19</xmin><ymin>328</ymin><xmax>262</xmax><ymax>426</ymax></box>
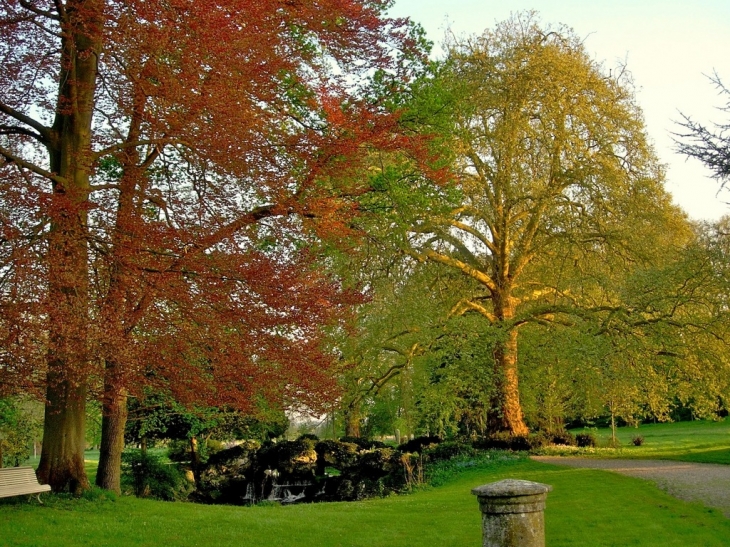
<box><xmin>0</xmin><ymin>0</ymin><xmax>427</xmax><ymax>492</ymax></box>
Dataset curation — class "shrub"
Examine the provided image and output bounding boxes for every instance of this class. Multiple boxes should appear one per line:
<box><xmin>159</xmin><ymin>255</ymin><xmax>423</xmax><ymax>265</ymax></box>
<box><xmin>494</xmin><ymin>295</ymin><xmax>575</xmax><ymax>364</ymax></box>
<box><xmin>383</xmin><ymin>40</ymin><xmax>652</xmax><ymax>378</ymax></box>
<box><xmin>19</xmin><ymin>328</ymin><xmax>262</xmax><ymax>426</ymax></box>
<box><xmin>551</xmin><ymin>430</ymin><xmax>577</xmax><ymax>446</ymax></box>
<box><xmin>424</xmin><ymin>441</ymin><xmax>475</xmax><ymax>461</ymax></box>
<box><xmin>167</xmin><ymin>439</ymin><xmax>191</xmax><ymax>462</ymax></box>
<box><xmin>355</xmin><ymin>448</ymin><xmax>395</xmax><ymax>480</ymax></box>
<box><xmin>121</xmin><ymin>450</ymin><xmax>192</xmax><ymax>501</ymax></box>
<box><xmin>339</xmin><ymin>437</ymin><xmax>387</xmax><ymax>450</ymax></box>
<box><xmin>473</xmin><ymin>432</ymin><xmax>509</xmax><ymax>450</ymax></box>
<box><xmin>473</xmin><ymin>432</ymin><xmax>536</xmax><ymax>451</ymax></box>
<box><xmin>397</xmin><ymin>435</ymin><xmax>442</xmax><ymax>454</ymax></box>
<box><xmin>297</xmin><ymin>433</ymin><xmax>319</xmax><ymax>442</ymax></box>
<box><xmin>631</xmin><ymin>435</ymin><xmax>645</xmax><ymax>446</ymax></box>
<box><xmin>315</xmin><ymin>439</ymin><xmax>360</xmax><ymax>472</ymax></box>
<box><xmin>607</xmin><ymin>437</ymin><xmax>622</xmax><ymax>448</ymax></box>
<box><xmin>510</xmin><ymin>435</ymin><xmax>533</xmax><ymax>451</ymax></box>
<box><xmin>526</xmin><ymin>432</ymin><xmax>552</xmax><ymax>450</ymax></box>
<box><xmin>256</xmin><ymin>439</ymin><xmax>318</xmax><ymax>478</ymax></box>
<box><xmin>398</xmin><ymin>451</ymin><xmax>425</xmax><ymax>489</ymax></box>
<box><xmin>575</xmin><ymin>433</ymin><xmax>597</xmax><ymax>448</ymax></box>
<box><xmin>167</xmin><ymin>438</ymin><xmax>224</xmax><ymax>464</ymax></box>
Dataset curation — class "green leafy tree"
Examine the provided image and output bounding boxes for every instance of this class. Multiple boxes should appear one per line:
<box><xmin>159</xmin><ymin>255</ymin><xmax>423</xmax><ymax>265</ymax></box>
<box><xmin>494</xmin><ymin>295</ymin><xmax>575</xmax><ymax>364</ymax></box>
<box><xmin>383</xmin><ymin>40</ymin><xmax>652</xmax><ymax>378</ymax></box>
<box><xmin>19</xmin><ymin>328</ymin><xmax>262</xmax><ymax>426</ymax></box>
<box><xmin>519</xmin><ymin>219</ymin><xmax>730</xmax><ymax>433</ymax></box>
<box><xmin>332</xmin><ymin>259</ymin><xmax>451</xmax><ymax>438</ymax></box>
<box><xmin>125</xmin><ymin>393</ymin><xmax>288</xmax><ymax>457</ymax></box>
<box><xmin>379</xmin><ymin>14</ymin><xmax>690</xmax><ymax>435</ymax></box>
<box><xmin>0</xmin><ymin>397</ymin><xmax>42</xmax><ymax>468</ymax></box>
<box><xmin>410</xmin><ymin>312</ymin><xmax>498</xmax><ymax>439</ymax></box>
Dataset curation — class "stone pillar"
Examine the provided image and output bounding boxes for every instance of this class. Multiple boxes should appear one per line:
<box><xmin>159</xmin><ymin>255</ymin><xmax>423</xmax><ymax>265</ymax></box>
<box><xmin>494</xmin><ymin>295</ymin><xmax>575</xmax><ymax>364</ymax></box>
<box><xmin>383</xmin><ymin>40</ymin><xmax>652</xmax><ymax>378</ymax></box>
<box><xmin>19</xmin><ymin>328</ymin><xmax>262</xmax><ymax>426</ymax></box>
<box><xmin>472</xmin><ymin>479</ymin><xmax>552</xmax><ymax>547</ymax></box>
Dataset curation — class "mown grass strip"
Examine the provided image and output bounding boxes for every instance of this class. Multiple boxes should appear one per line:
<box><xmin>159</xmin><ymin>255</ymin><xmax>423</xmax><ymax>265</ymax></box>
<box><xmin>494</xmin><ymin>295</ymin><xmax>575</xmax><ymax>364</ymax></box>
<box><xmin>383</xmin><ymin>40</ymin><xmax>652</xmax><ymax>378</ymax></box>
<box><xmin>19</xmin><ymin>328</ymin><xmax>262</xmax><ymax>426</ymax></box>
<box><xmin>560</xmin><ymin>419</ymin><xmax>730</xmax><ymax>464</ymax></box>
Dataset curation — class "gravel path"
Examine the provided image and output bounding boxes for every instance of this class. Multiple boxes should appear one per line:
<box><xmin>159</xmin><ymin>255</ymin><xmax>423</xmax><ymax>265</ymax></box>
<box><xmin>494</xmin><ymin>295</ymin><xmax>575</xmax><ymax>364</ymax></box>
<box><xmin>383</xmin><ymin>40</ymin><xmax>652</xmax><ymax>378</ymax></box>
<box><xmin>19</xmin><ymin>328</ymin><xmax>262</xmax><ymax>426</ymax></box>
<box><xmin>532</xmin><ymin>456</ymin><xmax>730</xmax><ymax>517</ymax></box>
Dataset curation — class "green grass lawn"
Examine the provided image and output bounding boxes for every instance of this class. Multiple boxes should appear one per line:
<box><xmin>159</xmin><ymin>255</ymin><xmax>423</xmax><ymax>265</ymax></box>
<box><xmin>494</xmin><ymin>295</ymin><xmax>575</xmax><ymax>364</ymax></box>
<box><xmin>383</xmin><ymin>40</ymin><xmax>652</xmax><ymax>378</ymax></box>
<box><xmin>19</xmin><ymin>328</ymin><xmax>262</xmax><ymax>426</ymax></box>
<box><xmin>5</xmin><ymin>421</ymin><xmax>730</xmax><ymax>546</ymax></box>
<box><xmin>569</xmin><ymin>418</ymin><xmax>730</xmax><ymax>464</ymax></box>
<box><xmin>2</xmin><ymin>456</ymin><xmax>730</xmax><ymax>546</ymax></box>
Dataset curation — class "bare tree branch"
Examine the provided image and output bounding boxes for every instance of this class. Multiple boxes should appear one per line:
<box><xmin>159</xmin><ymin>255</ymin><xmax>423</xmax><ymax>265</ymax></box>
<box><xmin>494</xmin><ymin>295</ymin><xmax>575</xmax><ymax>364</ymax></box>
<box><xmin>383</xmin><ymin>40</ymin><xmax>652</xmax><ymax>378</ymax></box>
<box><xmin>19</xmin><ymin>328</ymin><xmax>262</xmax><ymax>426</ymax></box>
<box><xmin>0</xmin><ymin>101</ymin><xmax>52</xmax><ymax>143</ymax></box>
<box><xmin>0</xmin><ymin>143</ymin><xmax>65</xmax><ymax>186</ymax></box>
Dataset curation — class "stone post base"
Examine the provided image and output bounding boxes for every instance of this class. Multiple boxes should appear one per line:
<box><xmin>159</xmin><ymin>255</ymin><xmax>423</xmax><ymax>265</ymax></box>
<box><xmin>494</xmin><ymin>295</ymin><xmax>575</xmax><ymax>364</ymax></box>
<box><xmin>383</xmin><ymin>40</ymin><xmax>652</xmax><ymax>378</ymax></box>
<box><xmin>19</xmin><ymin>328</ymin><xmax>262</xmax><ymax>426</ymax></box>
<box><xmin>472</xmin><ymin>479</ymin><xmax>552</xmax><ymax>547</ymax></box>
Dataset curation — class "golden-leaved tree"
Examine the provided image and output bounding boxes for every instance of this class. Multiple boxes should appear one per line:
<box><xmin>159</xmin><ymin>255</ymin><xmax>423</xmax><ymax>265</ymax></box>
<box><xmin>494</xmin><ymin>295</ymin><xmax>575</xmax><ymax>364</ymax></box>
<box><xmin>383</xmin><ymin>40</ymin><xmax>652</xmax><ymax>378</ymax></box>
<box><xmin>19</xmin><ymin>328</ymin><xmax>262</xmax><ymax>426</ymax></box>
<box><xmin>384</xmin><ymin>14</ymin><xmax>691</xmax><ymax>435</ymax></box>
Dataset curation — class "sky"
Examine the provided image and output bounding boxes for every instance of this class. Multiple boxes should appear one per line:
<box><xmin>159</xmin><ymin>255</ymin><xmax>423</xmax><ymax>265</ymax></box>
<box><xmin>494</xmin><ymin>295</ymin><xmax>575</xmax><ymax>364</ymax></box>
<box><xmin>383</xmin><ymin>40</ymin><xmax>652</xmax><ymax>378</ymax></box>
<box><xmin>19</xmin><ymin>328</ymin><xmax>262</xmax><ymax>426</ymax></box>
<box><xmin>387</xmin><ymin>0</ymin><xmax>730</xmax><ymax>222</ymax></box>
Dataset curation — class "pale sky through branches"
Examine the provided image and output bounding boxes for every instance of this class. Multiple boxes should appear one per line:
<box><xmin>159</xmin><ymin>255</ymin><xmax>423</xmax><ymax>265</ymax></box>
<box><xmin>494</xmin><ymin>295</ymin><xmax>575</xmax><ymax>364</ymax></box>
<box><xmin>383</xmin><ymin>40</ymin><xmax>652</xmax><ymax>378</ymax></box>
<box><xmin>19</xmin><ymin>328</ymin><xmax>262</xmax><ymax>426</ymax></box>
<box><xmin>389</xmin><ymin>0</ymin><xmax>730</xmax><ymax>222</ymax></box>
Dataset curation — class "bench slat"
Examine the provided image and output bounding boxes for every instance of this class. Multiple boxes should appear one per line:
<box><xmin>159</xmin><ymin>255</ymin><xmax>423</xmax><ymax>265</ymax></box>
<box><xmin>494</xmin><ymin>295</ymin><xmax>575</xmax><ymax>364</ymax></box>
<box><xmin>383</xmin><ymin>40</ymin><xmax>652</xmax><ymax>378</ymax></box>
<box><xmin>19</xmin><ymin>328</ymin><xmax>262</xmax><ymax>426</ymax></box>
<box><xmin>1</xmin><ymin>468</ymin><xmax>37</xmax><ymax>477</ymax></box>
<box><xmin>3</xmin><ymin>478</ymin><xmax>42</xmax><ymax>486</ymax></box>
<box><xmin>0</xmin><ymin>481</ymin><xmax>50</xmax><ymax>489</ymax></box>
<box><xmin>1</xmin><ymin>468</ymin><xmax>36</xmax><ymax>475</ymax></box>
<box><xmin>0</xmin><ymin>467</ymin><xmax>51</xmax><ymax>499</ymax></box>
<box><xmin>0</xmin><ymin>485</ymin><xmax>51</xmax><ymax>498</ymax></box>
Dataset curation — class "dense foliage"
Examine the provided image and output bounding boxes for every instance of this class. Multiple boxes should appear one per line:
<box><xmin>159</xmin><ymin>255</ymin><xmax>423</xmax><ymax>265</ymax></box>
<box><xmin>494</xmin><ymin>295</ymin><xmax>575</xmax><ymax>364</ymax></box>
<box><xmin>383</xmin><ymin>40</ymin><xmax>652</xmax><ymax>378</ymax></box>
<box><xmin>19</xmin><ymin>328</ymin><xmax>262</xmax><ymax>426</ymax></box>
<box><xmin>2</xmin><ymin>4</ymin><xmax>729</xmax><ymax>500</ymax></box>
<box><xmin>332</xmin><ymin>14</ymin><xmax>730</xmax><ymax>441</ymax></box>
<box><xmin>190</xmin><ymin>435</ymin><xmax>525</xmax><ymax>504</ymax></box>
<box><xmin>0</xmin><ymin>0</ymin><xmax>427</xmax><ymax>493</ymax></box>
<box><xmin>0</xmin><ymin>397</ymin><xmax>41</xmax><ymax>468</ymax></box>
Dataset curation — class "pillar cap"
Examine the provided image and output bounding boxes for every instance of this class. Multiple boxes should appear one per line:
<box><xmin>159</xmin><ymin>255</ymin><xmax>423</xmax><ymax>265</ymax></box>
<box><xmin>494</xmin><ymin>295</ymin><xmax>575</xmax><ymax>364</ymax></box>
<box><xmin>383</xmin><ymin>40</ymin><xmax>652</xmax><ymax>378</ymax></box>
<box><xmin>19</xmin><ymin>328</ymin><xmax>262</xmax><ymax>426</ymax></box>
<box><xmin>472</xmin><ymin>479</ymin><xmax>552</xmax><ymax>498</ymax></box>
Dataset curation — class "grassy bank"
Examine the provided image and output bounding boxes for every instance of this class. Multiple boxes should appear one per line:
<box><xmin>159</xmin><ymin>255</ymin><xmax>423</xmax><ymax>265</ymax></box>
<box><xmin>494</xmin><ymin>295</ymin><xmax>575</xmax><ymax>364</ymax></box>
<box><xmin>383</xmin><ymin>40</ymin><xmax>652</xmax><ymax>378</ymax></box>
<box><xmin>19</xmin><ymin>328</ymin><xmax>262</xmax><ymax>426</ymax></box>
<box><xmin>2</xmin><ymin>456</ymin><xmax>729</xmax><ymax>546</ymax></box>
<box><xmin>563</xmin><ymin>419</ymin><xmax>730</xmax><ymax>464</ymax></box>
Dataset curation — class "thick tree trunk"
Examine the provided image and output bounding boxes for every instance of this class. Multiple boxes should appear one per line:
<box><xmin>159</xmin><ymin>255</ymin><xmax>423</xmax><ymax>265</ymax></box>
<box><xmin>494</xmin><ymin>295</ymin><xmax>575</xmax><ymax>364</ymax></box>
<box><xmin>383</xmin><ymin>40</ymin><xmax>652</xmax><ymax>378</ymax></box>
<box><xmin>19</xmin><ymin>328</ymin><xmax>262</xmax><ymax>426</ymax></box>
<box><xmin>39</xmin><ymin>0</ymin><xmax>103</xmax><ymax>494</ymax></box>
<box><xmin>190</xmin><ymin>437</ymin><xmax>201</xmax><ymax>484</ymax></box>
<box><xmin>95</xmin><ymin>78</ymin><xmax>149</xmax><ymax>491</ymax></box>
<box><xmin>40</xmin><ymin>199</ymin><xmax>92</xmax><ymax>493</ymax></box>
<box><xmin>343</xmin><ymin>405</ymin><xmax>361</xmax><ymax>438</ymax></box>
<box><xmin>37</xmin><ymin>373</ymin><xmax>90</xmax><ymax>494</ymax></box>
<box><xmin>492</xmin><ymin>328</ymin><xmax>529</xmax><ymax>436</ymax></box>
<box><xmin>490</xmin><ymin>295</ymin><xmax>529</xmax><ymax>436</ymax></box>
<box><xmin>96</xmin><ymin>365</ymin><xmax>128</xmax><ymax>493</ymax></box>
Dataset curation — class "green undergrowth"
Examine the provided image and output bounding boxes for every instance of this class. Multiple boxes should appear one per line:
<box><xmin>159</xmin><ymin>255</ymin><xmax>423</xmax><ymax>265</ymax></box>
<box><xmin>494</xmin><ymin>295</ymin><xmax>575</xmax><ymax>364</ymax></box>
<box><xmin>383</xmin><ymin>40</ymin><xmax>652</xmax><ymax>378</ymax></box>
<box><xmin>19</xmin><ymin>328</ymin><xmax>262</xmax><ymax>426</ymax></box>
<box><xmin>2</xmin><ymin>457</ymin><xmax>730</xmax><ymax>546</ymax></box>
<box><xmin>424</xmin><ymin>450</ymin><xmax>526</xmax><ymax>487</ymax></box>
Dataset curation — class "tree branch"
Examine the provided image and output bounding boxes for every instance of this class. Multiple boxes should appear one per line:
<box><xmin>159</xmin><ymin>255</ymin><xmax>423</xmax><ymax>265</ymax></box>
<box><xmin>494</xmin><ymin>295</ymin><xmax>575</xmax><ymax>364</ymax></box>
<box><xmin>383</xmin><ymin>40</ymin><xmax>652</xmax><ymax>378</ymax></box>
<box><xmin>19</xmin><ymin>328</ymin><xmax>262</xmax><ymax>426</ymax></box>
<box><xmin>89</xmin><ymin>183</ymin><xmax>121</xmax><ymax>192</ymax></box>
<box><xmin>124</xmin><ymin>203</ymin><xmax>287</xmax><ymax>333</ymax></box>
<box><xmin>0</xmin><ymin>143</ymin><xmax>66</xmax><ymax>185</ymax></box>
<box><xmin>0</xmin><ymin>125</ymin><xmax>45</xmax><ymax>143</ymax></box>
<box><xmin>414</xmin><ymin>247</ymin><xmax>497</xmax><ymax>292</ymax></box>
<box><xmin>411</xmin><ymin>223</ymin><xmax>485</xmax><ymax>271</ymax></box>
<box><xmin>449</xmin><ymin>218</ymin><xmax>497</xmax><ymax>254</ymax></box>
<box><xmin>0</xmin><ymin>101</ymin><xmax>52</xmax><ymax>143</ymax></box>
<box><xmin>449</xmin><ymin>298</ymin><xmax>496</xmax><ymax>323</ymax></box>
<box><xmin>93</xmin><ymin>138</ymin><xmax>190</xmax><ymax>161</ymax></box>
<box><xmin>19</xmin><ymin>0</ymin><xmax>60</xmax><ymax>20</ymax></box>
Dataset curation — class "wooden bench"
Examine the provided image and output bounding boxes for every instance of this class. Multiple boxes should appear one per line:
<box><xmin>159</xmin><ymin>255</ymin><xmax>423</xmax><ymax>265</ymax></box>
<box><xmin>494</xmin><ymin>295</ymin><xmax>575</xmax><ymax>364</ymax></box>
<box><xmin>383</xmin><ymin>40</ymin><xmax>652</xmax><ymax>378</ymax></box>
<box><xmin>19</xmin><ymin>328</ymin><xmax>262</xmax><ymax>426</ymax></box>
<box><xmin>0</xmin><ymin>466</ymin><xmax>52</xmax><ymax>503</ymax></box>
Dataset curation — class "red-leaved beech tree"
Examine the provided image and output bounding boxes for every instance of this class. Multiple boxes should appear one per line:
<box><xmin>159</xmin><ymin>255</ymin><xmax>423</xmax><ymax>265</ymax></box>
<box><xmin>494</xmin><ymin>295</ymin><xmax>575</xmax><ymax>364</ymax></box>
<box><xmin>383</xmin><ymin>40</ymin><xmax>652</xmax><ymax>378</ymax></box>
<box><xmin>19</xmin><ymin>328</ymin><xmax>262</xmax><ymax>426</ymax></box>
<box><xmin>0</xmin><ymin>0</ymin><xmax>426</xmax><ymax>493</ymax></box>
